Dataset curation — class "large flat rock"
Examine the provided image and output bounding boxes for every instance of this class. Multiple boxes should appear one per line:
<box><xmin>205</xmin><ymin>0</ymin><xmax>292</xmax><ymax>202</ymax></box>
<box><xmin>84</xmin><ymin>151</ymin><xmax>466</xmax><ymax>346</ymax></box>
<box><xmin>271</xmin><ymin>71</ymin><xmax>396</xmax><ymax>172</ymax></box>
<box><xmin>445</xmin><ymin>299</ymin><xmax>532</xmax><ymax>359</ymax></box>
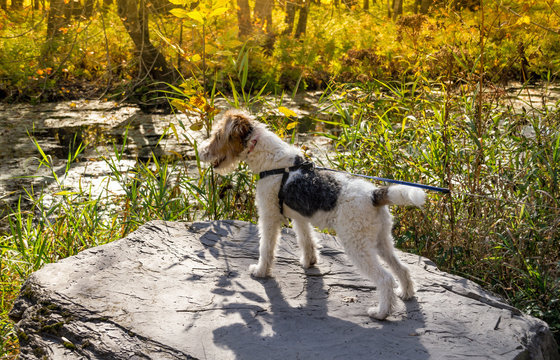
<box><xmin>10</xmin><ymin>221</ymin><xmax>559</xmax><ymax>359</ymax></box>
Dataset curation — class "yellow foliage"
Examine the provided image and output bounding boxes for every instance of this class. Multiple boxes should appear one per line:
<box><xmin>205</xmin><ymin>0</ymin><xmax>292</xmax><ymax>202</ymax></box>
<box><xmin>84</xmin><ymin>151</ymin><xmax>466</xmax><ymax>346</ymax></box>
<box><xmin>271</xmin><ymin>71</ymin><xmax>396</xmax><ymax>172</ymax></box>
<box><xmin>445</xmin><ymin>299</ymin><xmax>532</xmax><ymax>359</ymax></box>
<box><xmin>286</xmin><ymin>121</ymin><xmax>298</xmax><ymax>130</ymax></box>
<box><xmin>516</xmin><ymin>15</ymin><xmax>531</xmax><ymax>25</ymax></box>
<box><xmin>278</xmin><ymin>106</ymin><xmax>297</xmax><ymax>118</ymax></box>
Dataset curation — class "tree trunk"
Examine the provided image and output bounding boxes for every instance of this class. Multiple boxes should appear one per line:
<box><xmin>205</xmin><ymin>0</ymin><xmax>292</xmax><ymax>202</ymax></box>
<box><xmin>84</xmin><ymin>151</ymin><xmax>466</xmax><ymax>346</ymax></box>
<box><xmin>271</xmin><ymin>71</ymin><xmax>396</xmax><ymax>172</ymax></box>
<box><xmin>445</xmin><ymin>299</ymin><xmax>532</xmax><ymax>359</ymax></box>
<box><xmin>11</xmin><ymin>0</ymin><xmax>23</xmax><ymax>9</ymax></box>
<box><xmin>236</xmin><ymin>0</ymin><xmax>252</xmax><ymax>37</ymax></box>
<box><xmin>363</xmin><ymin>0</ymin><xmax>369</xmax><ymax>11</ymax></box>
<box><xmin>116</xmin><ymin>0</ymin><xmax>177</xmax><ymax>83</ymax></box>
<box><xmin>294</xmin><ymin>0</ymin><xmax>309</xmax><ymax>38</ymax></box>
<box><xmin>420</xmin><ymin>0</ymin><xmax>431</xmax><ymax>13</ymax></box>
<box><xmin>284</xmin><ymin>0</ymin><xmax>297</xmax><ymax>35</ymax></box>
<box><xmin>392</xmin><ymin>0</ymin><xmax>402</xmax><ymax>20</ymax></box>
<box><xmin>84</xmin><ymin>0</ymin><xmax>95</xmax><ymax>17</ymax></box>
<box><xmin>47</xmin><ymin>0</ymin><xmax>70</xmax><ymax>38</ymax></box>
<box><xmin>387</xmin><ymin>0</ymin><xmax>391</xmax><ymax>17</ymax></box>
<box><xmin>254</xmin><ymin>0</ymin><xmax>273</xmax><ymax>33</ymax></box>
<box><xmin>0</xmin><ymin>0</ymin><xmax>7</xmax><ymax>10</ymax></box>
<box><xmin>68</xmin><ymin>0</ymin><xmax>84</xmax><ymax>19</ymax></box>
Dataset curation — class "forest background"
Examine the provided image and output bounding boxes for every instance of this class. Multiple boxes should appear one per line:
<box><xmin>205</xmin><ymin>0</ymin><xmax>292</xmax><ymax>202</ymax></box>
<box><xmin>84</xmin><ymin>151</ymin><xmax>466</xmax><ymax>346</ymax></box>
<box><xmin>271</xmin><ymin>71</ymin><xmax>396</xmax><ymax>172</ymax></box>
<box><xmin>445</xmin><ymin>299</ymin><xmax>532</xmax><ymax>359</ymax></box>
<box><xmin>1</xmin><ymin>0</ymin><xmax>559</xmax><ymax>100</ymax></box>
<box><xmin>1</xmin><ymin>0</ymin><xmax>559</xmax><ymax>357</ymax></box>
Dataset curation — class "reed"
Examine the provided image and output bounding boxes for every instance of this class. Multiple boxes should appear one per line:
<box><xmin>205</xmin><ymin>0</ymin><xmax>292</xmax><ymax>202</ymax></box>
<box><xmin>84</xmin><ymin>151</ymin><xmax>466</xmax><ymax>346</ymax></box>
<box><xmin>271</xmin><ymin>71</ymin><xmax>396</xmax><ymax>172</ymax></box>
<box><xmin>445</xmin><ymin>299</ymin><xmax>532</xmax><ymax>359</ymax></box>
<box><xmin>317</xmin><ymin>77</ymin><xmax>559</xmax><ymax>340</ymax></box>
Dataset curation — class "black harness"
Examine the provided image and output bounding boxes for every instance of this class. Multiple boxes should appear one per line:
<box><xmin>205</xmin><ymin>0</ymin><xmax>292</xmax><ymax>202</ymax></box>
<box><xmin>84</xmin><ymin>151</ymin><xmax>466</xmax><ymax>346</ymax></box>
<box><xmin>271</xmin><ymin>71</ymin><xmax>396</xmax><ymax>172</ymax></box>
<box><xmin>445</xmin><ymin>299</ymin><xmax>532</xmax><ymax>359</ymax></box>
<box><xmin>258</xmin><ymin>157</ymin><xmax>314</xmax><ymax>215</ymax></box>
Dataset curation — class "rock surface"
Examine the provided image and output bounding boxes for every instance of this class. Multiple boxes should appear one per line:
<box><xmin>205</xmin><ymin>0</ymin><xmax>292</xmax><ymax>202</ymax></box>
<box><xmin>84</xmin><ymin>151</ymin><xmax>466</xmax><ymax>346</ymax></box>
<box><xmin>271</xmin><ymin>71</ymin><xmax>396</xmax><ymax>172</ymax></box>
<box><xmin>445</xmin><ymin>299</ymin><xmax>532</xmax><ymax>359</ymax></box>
<box><xmin>10</xmin><ymin>220</ymin><xmax>559</xmax><ymax>359</ymax></box>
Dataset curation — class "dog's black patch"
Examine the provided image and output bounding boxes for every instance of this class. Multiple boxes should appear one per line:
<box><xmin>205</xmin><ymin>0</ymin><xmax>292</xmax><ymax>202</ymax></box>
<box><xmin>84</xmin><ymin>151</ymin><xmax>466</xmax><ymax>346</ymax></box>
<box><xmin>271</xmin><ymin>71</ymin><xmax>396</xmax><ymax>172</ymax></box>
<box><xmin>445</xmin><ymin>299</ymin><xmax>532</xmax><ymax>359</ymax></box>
<box><xmin>282</xmin><ymin>167</ymin><xmax>341</xmax><ymax>217</ymax></box>
<box><xmin>371</xmin><ymin>187</ymin><xmax>389</xmax><ymax>206</ymax></box>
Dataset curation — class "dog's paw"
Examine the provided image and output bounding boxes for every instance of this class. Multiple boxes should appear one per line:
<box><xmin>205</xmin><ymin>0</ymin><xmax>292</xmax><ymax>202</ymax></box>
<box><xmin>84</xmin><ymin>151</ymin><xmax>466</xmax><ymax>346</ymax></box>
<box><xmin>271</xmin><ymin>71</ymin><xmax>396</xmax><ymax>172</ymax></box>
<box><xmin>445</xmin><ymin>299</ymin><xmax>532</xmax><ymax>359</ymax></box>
<box><xmin>367</xmin><ymin>306</ymin><xmax>389</xmax><ymax>321</ymax></box>
<box><xmin>300</xmin><ymin>252</ymin><xmax>318</xmax><ymax>269</ymax></box>
<box><xmin>396</xmin><ymin>286</ymin><xmax>415</xmax><ymax>301</ymax></box>
<box><xmin>249</xmin><ymin>263</ymin><xmax>269</xmax><ymax>278</ymax></box>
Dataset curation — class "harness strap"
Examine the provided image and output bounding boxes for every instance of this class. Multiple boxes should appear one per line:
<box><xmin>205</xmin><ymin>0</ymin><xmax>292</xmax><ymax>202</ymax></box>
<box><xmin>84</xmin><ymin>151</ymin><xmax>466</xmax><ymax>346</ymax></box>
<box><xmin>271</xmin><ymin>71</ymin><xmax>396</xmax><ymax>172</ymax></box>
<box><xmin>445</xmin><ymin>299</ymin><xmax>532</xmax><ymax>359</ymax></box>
<box><xmin>258</xmin><ymin>161</ymin><xmax>313</xmax><ymax>179</ymax></box>
<box><xmin>258</xmin><ymin>158</ymin><xmax>450</xmax><ymax>215</ymax></box>
<box><xmin>277</xmin><ymin>170</ymin><xmax>290</xmax><ymax>215</ymax></box>
<box><xmin>259</xmin><ymin>159</ymin><xmax>313</xmax><ymax>215</ymax></box>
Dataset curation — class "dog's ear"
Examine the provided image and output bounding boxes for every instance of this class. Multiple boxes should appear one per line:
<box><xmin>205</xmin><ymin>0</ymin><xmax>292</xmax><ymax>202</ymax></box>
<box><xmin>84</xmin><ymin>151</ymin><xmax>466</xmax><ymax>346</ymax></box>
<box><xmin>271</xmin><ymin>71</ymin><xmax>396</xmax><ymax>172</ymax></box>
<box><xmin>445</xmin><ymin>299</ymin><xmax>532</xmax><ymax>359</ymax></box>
<box><xmin>229</xmin><ymin>113</ymin><xmax>253</xmax><ymax>144</ymax></box>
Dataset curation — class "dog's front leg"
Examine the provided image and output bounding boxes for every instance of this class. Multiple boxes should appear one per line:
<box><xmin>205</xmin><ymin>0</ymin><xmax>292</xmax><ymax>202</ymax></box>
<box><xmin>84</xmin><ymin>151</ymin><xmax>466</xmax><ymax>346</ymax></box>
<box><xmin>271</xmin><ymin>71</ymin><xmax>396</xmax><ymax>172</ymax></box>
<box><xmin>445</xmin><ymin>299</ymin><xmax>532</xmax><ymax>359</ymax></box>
<box><xmin>250</xmin><ymin>186</ymin><xmax>283</xmax><ymax>277</ymax></box>
<box><xmin>250</xmin><ymin>212</ymin><xmax>282</xmax><ymax>277</ymax></box>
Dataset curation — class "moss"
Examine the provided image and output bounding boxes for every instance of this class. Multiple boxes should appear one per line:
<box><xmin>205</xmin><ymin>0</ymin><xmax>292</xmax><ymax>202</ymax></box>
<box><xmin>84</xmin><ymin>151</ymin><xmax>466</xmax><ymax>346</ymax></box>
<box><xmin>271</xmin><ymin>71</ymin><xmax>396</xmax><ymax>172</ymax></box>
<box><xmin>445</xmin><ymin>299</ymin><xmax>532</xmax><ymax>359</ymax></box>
<box><xmin>32</xmin><ymin>346</ymin><xmax>46</xmax><ymax>357</ymax></box>
<box><xmin>17</xmin><ymin>329</ymin><xmax>29</xmax><ymax>343</ymax></box>
<box><xmin>63</xmin><ymin>340</ymin><xmax>76</xmax><ymax>350</ymax></box>
<box><xmin>40</xmin><ymin>321</ymin><xmax>64</xmax><ymax>335</ymax></box>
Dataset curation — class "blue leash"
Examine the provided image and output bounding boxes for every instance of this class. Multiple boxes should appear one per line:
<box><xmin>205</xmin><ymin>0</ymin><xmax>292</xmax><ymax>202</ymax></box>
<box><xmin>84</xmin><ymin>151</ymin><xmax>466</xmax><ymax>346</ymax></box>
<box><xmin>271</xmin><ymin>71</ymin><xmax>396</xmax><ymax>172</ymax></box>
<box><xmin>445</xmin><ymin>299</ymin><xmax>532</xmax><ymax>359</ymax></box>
<box><xmin>316</xmin><ymin>167</ymin><xmax>451</xmax><ymax>194</ymax></box>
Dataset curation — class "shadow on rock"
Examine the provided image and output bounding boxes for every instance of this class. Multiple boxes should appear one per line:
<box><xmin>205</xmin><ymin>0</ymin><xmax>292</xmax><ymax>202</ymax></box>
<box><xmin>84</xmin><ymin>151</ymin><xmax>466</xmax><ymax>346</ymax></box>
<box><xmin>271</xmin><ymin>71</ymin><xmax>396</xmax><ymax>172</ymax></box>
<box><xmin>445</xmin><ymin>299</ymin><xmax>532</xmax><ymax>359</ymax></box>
<box><xmin>212</xmin><ymin>271</ymin><xmax>429</xmax><ymax>360</ymax></box>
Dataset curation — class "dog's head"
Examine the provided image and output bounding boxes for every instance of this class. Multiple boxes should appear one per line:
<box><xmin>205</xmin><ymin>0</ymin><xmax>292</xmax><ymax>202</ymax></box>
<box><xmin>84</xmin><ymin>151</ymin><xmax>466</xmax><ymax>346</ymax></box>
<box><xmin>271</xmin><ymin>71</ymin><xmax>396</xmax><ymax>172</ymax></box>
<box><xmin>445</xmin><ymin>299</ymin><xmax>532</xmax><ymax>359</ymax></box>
<box><xmin>199</xmin><ymin>109</ymin><xmax>255</xmax><ymax>174</ymax></box>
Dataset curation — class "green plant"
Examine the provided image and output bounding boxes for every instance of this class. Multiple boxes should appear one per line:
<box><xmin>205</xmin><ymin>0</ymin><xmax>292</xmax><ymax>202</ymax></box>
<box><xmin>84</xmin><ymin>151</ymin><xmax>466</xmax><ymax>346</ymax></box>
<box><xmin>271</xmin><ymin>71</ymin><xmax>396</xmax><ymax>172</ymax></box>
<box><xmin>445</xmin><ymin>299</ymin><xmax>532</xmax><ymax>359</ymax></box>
<box><xmin>315</xmin><ymin>78</ymin><xmax>559</xmax><ymax>342</ymax></box>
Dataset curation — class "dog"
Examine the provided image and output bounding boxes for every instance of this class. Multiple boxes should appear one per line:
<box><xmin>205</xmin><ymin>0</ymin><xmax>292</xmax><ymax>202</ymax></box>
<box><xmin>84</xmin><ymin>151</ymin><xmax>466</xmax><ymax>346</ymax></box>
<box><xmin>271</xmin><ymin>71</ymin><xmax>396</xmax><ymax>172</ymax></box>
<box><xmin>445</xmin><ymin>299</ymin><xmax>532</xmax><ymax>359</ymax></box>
<box><xmin>199</xmin><ymin>109</ymin><xmax>426</xmax><ymax>320</ymax></box>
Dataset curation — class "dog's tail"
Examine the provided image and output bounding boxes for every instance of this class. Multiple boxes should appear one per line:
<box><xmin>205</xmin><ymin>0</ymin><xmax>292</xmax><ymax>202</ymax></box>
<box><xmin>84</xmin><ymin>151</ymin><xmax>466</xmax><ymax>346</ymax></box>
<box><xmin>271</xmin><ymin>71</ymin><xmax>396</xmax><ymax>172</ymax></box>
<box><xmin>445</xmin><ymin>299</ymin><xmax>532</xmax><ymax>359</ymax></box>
<box><xmin>371</xmin><ymin>185</ymin><xmax>426</xmax><ymax>208</ymax></box>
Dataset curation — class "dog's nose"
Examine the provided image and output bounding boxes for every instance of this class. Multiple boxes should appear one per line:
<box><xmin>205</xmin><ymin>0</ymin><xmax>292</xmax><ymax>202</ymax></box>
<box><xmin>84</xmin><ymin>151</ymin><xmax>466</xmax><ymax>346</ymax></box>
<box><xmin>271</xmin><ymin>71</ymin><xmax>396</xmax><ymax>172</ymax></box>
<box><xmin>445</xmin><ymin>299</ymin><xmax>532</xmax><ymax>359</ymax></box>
<box><xmin>198</xmin><ymin>145</ymin><xmax>209</xmax><ymax>161</ymax></box>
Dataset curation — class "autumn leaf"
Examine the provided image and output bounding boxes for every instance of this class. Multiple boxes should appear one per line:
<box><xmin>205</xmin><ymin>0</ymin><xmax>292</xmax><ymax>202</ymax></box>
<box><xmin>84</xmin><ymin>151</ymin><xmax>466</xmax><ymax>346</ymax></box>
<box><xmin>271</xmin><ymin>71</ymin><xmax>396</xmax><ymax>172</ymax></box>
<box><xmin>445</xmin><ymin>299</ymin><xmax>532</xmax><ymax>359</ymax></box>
<box><xmin>170</xmin><ymin>99</ymin><xmax>188</xmax><ymax>112</ymax></box>
<box><xmin>209</xmin><ymin>7</ymin><xmax>228</xmax><ymax>17</ymax></box>
<box><xmin>190</xmin><ymin>95</ymin><xmax>206</xmax><ymax>109</ymax></box>
<box><xmin>169</xmin><ymin>8</ymin><xmax>191</xmax><ymax>18</ymax></box>
<box><xmin>187</xmin><ymin>10</ymin><xmax>205</xmax><ymax>24</ymax></box>
<box><xmin>189</xmin><ymin>54</ymin><xmax>202</xmax><ymax>62</ymax></box>
<box><xmin>190</xmin><ymin>121</ymin><xmax>204</xmax><ymax>131</ymax></box>
<box><xmin>517</xmin><ymin>15</ymin><xmax>531</xmax><ymax>25</ymax></box>
<box><xmin>278</xmin><ymin>106</ymin><xmax>297</xmax><ymax>118</ymax></box>
<box><xmin>286</xmin><ymin>121</ymin><xmax>298</xmax><ymax>130</ymax></box>
<box><xmin>213</xmin><ymin>0</ymin><xmax>229</xmax><ymax>9</ymax></box>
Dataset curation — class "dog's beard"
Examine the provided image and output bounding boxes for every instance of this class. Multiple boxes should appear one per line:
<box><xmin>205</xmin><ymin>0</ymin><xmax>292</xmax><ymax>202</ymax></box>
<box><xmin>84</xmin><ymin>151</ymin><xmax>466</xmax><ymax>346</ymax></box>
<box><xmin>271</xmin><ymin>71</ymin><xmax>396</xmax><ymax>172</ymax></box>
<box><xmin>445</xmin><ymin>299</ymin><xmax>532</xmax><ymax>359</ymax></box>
<box><xmin>199</xmin><ymin>139</ymin><xmax>245</xmax><ymax>175</ymax></box>
<box><xmin>210</xmin><ymin>155</ymin><xmax>240</xmax><ymax>175</ymax></box>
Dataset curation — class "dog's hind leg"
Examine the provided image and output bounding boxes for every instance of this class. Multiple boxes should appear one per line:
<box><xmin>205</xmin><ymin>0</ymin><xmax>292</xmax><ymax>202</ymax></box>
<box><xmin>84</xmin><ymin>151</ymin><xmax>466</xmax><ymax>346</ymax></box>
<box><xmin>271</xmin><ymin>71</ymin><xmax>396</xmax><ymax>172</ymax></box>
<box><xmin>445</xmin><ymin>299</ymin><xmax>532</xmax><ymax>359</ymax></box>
<box><xmin>377</xmin><ymin>230</ymin><xmax>415</xmax><ymax>300</ymax></box>
<box><xmin>339</xmin><ymin>234</ymin><xmax>396</xmax><ymax>320</ymax></box>
<box><xmin>293</xmin><ymin>219</ymin><xmax>318</xmax><ymax>268</ymax></box>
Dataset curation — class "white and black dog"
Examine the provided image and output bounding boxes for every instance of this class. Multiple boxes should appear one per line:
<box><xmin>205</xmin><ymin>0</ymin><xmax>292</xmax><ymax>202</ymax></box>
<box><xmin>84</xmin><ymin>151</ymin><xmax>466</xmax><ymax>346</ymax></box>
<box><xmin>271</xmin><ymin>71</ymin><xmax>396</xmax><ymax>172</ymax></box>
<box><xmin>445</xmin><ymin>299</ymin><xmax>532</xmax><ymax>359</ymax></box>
<box><xmin>200</xmin><ymin>109</ymin><xmax>425</xmax><ymax>320</ymax></box>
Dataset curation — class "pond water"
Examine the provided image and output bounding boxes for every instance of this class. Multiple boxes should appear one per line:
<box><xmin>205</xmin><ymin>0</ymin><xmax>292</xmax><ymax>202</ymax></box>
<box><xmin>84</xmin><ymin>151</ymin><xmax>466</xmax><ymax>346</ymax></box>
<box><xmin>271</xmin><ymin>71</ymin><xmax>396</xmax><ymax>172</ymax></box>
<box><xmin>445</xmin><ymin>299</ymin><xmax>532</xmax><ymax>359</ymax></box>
<box><xmin>0</xmin><ymin>92</ymin><xmax>332</xmax><ymax>222</ymax></box>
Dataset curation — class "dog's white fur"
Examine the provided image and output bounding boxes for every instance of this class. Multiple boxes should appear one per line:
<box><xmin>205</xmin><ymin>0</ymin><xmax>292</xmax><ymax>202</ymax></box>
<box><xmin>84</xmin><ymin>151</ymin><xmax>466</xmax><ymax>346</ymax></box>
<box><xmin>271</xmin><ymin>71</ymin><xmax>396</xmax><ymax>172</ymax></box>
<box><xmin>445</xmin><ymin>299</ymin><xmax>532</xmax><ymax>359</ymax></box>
<box><xmin>199</xmin><ymin>109</ymin><xmax>426</xmax><ymax>320</ymax></box>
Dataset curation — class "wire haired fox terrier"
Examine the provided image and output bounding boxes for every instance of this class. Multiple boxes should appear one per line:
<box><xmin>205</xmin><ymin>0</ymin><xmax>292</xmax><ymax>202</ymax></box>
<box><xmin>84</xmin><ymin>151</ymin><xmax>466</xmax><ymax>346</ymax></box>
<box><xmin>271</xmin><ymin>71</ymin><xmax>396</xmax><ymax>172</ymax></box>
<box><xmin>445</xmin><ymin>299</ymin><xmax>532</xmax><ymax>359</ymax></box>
<box><xmin>199</xmin><ymin>109</ymin><xmax>426</xmax><ymax>320</ymax></box>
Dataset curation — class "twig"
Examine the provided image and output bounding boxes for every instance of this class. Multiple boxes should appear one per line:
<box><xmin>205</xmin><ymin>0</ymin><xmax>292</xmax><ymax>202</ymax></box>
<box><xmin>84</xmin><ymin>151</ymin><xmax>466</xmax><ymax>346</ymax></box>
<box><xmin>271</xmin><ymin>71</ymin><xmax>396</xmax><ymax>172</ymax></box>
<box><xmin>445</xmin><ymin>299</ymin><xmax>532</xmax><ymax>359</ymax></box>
<box><xmin>500</xmin><ymin>4</ymin><xmax>560</xmax><ymax>35</ymax></box>
<box><xmin>98</xmin><ymin>9</ymin><xmax>114</xmax><ymax>99</ymax></box>
<box><xmin>0</xmin><ymin>12</ymin><xmax>47</xmax><ymax>39</ymax></box>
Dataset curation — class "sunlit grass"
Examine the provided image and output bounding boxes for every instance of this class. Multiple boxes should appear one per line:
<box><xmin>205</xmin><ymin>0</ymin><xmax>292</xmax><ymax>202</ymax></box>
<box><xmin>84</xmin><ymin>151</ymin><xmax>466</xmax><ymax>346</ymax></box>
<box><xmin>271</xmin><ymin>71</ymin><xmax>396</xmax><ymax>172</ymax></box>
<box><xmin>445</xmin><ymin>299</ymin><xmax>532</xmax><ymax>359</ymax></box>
<box><xmin>317</xmin><ymin>77</ymin><xmax>560</xmax><ymax>341</ymax></box>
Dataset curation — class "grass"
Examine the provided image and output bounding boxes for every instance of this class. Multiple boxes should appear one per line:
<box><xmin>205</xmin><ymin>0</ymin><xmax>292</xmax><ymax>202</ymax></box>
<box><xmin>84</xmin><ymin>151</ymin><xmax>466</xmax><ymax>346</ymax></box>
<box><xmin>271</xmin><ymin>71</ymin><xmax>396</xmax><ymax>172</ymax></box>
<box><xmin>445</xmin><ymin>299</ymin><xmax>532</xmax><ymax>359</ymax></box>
<box><xmin>316</xmin><ymin>77</ymin><xmax>559</xmax><ymax>340</ymax></box>
<box><xmin>0</xmin><ymin>77</ymin><xmax>559</xmax><ymax>357</ymax></box>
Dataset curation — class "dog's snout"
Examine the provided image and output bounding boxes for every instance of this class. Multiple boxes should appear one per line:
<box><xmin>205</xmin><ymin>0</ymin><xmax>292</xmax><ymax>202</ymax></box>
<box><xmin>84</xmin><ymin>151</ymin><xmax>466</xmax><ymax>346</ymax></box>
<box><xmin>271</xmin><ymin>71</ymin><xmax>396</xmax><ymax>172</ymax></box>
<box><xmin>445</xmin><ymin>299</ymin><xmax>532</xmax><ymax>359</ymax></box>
<box><xmin>198</xmin><ymin>141</ymin><xmax>211</xmax><ymax>161</ymax></box>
